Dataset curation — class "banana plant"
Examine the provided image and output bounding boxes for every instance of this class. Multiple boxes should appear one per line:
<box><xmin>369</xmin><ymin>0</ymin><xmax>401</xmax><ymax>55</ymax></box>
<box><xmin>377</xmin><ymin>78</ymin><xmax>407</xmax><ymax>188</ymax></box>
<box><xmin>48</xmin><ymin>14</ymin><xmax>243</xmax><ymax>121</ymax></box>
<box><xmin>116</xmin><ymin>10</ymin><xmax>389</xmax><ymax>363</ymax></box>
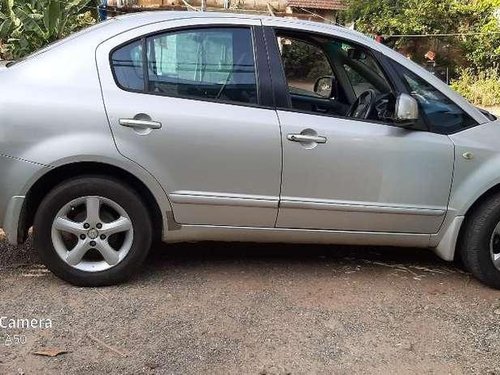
<box><xmin>21</xmin><ymin>0</ymin><xmax>93</xmax><ymax>40</ymax></box>
<box><xmin>0</xmin><ymin>0</ymin><xmax>96</xmax><ymax>59</ymax></box>
<box><xmin>0</xmin><ymin>0</ymin><xmax>20</xmax><ymax>41</ymax></box>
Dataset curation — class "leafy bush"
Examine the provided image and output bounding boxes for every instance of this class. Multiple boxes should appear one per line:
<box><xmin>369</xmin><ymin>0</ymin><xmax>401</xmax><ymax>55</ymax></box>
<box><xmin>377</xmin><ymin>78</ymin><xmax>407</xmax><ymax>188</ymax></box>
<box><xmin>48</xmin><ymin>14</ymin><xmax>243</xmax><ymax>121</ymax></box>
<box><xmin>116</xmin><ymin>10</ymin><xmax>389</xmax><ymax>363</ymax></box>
<box><xmin>343</xmin><ymin>0</ymin><xmax>500</xmax><ymax>73</ymax></box>
<box><xmin>281</xmin><ymin>39</ymin><xmax>331</xmax><ymax>80</ymax></box>
<box><xmin>451</xmin><ymin>68</ymin><xmax>500</xmax><ymax>107</ymax></box>
<box><xmin>0</xmin><ymin>0</ymin><xmax>96</xmax><ymax>60</ymax></box>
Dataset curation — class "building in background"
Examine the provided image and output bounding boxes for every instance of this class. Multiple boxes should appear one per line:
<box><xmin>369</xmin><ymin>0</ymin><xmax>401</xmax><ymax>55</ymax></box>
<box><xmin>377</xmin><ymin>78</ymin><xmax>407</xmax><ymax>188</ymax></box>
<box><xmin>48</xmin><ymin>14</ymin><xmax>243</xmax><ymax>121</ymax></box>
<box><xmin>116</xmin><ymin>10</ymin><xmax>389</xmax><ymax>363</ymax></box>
<box><xmin>287</xmin><ymin>0</ymin><xmax>346</xmax><ymax>22</ymax></box>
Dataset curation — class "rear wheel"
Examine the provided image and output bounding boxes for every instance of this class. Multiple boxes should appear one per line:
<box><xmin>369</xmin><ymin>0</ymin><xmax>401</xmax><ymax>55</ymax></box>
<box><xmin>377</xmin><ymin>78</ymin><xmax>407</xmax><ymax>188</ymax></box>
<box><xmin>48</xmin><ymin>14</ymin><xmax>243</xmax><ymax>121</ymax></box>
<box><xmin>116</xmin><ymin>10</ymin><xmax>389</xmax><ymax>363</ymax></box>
<box><xmin>33</xmin><ymin>176</ymin><xmax>152</xmax><ymax>286</ymax></box>
<box><xmin>460</xmin><ymin>193</ymin><xmax>500</xmax><ymax>289</ymax></box>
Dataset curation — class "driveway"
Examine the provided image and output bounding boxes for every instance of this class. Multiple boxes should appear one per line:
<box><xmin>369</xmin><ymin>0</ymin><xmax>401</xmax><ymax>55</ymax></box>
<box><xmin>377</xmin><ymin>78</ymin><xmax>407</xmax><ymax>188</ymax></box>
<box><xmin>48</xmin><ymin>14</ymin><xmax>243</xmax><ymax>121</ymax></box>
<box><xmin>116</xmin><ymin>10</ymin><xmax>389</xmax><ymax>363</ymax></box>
<box><xmin>0</xmin><ymin>230</ymin><xmax>499</xmax><ymax>374</ymax></box>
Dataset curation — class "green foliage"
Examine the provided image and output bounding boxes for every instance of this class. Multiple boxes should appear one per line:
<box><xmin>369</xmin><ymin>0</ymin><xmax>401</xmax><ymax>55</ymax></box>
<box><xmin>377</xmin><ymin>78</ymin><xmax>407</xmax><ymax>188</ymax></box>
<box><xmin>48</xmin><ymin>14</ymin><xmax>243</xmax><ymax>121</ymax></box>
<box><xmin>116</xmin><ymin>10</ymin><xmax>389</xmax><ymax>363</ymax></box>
<box><xmin>343</xmin><ymin>0</ymin><xmax>500</xmax><ymax>72</ymax></box>
<box><xmin>0</xmin><ymin>0</ymin><xmax>97</xmax><ymax>59</ymax></box>
<box><xmin>451</xmin><ymin>67</ymin><xmax>500</xmax><ymax>106</ymax></box>
<box><xmin>344</xmin><ymin>0</ymin><xmax>457</xmax><ymax>35</ymax></box>
<box><xmin>281</xmin><ymin>39</ymin><xmax>331</xmax><ymax>80</ymax></box>
<box><xmin>456</xmin><ymin>1</ymin><xmax>500</xmax><ymax>72</ymax></box>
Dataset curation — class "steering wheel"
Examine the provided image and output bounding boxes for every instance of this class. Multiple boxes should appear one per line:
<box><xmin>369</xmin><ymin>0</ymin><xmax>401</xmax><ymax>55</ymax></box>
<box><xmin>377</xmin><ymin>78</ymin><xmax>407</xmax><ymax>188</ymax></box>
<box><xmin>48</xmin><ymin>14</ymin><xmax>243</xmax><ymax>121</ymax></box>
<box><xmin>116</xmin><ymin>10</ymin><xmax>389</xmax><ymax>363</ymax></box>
<box><xmin>346</xmin><ymin>89</ymin><xmax>377</xmax><ymax>119</ymax></box>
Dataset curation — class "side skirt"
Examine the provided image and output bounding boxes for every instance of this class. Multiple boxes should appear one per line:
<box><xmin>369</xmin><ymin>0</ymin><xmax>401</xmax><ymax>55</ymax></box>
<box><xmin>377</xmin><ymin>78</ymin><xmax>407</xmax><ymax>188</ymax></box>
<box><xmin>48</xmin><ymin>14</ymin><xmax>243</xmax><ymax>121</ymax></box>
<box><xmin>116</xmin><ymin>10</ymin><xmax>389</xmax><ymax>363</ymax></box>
<box><xmin>165</xmin><ymin>224</ymin><xmax>431</xmax><ymax>249</ymax></box>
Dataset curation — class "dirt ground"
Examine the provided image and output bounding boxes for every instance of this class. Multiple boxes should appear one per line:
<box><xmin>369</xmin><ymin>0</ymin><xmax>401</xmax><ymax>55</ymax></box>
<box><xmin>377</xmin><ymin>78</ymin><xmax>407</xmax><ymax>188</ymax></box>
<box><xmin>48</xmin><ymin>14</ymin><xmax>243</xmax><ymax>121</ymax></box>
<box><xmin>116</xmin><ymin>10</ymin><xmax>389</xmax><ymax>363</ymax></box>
<box><xmin>1</xmin><ymin>230</ymin><xmax>500</xmax><ymax>375</ymax></box>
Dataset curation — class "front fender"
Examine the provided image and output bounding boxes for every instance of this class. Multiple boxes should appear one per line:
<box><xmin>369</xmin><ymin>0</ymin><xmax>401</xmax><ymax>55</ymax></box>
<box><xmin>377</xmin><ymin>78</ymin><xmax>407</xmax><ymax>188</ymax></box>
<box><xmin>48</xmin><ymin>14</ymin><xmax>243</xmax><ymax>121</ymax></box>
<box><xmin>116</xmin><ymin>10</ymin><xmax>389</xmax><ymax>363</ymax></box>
<box><xmin>449</xmin><ymin>120</ymin><xmax>500</xmax><ymax>216</ymax></box>
<box><xmin>429</xmin><ymin>121</ymin><xmax>500</xmax><ymax>261</ymax></box>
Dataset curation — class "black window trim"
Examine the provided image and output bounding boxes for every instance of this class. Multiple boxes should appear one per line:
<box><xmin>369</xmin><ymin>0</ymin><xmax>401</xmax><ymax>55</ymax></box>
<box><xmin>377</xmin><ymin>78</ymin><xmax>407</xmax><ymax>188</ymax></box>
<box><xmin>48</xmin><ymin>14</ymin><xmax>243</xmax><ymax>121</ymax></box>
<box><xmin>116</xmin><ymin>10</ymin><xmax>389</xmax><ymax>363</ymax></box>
<box><xmin>109</xmin><ymin>24</ymin><xmax>275</xmax><ymax>110</ymax></box>
<box><xmin>263</xmin><ymin>26</ymin><xmax>291</xmax><ymax>109</ymax></box>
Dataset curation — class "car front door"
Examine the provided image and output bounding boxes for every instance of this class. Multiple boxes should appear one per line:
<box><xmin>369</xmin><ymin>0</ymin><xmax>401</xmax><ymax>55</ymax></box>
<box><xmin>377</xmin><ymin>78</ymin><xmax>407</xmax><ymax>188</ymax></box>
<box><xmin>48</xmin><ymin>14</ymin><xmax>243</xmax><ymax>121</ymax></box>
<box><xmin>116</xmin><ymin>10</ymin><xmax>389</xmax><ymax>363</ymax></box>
<box><xmin>97</xmin><ymin>19</ymin><xmax>282</xmax><ymax>227</ymax></box>
<box><xmin>266</xmin><ymin>27</ymin><xmax>455</xmax><ymax>234</ymax></box>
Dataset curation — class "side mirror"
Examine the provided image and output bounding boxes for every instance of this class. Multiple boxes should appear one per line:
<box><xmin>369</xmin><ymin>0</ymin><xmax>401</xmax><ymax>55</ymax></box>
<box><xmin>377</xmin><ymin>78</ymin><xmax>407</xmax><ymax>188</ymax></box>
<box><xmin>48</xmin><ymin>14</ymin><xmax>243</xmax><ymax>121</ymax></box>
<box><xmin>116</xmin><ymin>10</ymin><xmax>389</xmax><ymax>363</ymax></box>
<box><xmin>347</xmin><ymin>48</ymin><xmax>367</xmax><ymax>60</ymax></box>
<box><xmin>394</xmin><ymin>93</ymin><xmax>419</xmax><ymax>125</ymax></box>
<box><xmin>314</xmin><ymin>76</ymin><xmax>337</xmax><ymax>98</ymax></box>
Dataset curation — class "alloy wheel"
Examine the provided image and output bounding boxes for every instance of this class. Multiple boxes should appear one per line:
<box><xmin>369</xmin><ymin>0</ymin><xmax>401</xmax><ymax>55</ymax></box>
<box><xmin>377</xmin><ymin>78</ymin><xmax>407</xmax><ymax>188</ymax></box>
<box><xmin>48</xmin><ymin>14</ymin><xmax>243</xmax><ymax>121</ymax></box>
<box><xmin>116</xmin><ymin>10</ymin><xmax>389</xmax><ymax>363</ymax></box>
<box><xmin>51</xmin><ymin>196</ymin><xmax>134</xmax><ymax>272</ymax></box>
<box><xmin>489</xmin><ymin>222</ymin><xmax>500</xmax><ymax>271</ymax></box>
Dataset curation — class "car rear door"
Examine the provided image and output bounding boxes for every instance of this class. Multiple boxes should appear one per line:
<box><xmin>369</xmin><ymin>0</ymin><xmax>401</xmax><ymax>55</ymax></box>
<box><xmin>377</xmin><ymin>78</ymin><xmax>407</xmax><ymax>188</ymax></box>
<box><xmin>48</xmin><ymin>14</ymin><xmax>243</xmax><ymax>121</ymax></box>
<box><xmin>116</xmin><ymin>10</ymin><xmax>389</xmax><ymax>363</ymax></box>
<box><xmin>97</xmin><ymin>18</ymin><xmax>282</xmax><ymax>227</ymax></box>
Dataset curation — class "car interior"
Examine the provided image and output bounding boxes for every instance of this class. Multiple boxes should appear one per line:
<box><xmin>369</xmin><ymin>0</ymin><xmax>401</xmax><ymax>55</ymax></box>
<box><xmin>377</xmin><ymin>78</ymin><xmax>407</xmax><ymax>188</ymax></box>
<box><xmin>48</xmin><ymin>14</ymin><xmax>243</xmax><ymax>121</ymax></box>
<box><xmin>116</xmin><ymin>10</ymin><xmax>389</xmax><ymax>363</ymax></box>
<box><xmin>276</xmin><ymin>31</ymin><xmax>397</xmax><ymax>123</ymax></box>
<box><xmin>145</xmin><ymin>28</ymin><xmax>258</xmax><ymax>104</ymax></box>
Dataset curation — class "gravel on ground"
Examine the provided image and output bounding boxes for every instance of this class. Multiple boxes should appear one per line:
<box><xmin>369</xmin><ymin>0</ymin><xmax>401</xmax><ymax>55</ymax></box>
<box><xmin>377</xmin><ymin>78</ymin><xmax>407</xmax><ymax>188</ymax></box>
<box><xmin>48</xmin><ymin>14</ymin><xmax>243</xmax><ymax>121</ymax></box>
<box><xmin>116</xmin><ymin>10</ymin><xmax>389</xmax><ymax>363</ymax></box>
<box><xmin>1</xmin><ymin>230</ymin><xmax>500</xmax><ymax>374</ymax></box>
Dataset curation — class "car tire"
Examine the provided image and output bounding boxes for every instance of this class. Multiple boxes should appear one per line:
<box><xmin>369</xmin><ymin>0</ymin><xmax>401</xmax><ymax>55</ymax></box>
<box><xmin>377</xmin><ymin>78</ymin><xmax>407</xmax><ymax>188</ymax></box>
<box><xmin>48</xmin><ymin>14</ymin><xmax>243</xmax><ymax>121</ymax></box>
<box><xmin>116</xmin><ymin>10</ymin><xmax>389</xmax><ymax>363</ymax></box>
<box><xmin>33</xmin><ymin>176</ymin><xmax>152</xmax><ymax>287</ymax></box>
<box><xmin>460</xmin><ymin>193</ymin><xmax>500</xmax><ymax>289</ymax></box>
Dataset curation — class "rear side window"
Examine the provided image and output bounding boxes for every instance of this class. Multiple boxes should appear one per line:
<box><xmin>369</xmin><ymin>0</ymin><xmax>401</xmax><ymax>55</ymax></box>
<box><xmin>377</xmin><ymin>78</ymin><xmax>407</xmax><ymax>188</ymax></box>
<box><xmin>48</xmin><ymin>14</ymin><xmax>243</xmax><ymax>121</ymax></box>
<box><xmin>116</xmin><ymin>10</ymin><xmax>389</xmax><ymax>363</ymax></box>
<box><xmin>111</xmin><ymin>27</ymin><xmax>258</xmax><ymax>105</ymax></box>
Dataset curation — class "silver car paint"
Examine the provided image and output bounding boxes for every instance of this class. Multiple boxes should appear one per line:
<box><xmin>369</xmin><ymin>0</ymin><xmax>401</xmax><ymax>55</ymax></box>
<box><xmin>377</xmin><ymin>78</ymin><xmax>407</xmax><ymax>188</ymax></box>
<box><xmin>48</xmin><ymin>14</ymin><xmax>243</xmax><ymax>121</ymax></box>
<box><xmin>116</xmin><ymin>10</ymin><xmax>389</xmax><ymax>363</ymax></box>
<box><xmin>276</xmin><ymin>111</ymin><xmax>454</xmax><ymax>233</ymax></box>
<box><xmin>0</xmin><ymin>12</ymin><xmax>497</xmax><ymax>263</ymax></box>
<box><xmin>0</xmin><ymin>20</ymin><xmax>174</xmax><ymax>239</ymax></box>
<box><xmin>96</xmin><ymin>17</ymin><xmax>282</xmax><ymax>228</ymax></box>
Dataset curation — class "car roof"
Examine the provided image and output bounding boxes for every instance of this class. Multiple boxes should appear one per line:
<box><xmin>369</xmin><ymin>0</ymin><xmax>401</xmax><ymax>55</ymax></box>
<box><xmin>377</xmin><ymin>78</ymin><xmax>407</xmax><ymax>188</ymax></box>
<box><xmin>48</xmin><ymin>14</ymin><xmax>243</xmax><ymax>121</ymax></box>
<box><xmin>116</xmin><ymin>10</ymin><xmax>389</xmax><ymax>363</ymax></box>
<box><xmin>112</xmin><ymin>10</ymin><xmax>291</xmax><ymax>25</ymax></box>
<box><xmin>111</xmin><ymin>10</ymin><xmax>362</xmax><ymax>38</ymax></box>
<box><xmin>101</xmin><ymin>11</ymin><xmax>376</xmax><ymax>51</ymax></box>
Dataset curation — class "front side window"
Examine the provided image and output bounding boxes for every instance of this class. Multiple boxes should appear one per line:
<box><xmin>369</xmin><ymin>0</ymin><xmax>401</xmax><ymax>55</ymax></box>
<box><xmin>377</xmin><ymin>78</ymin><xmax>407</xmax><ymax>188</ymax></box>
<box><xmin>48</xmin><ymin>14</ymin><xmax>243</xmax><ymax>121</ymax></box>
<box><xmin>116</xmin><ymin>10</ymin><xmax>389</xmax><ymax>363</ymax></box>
<box><xmin>338</xmin><ymin>43</ymin><xmax>390</xmax><ymax>98</ymax></box>
<box><xmin>275</xmin><ymin>31</ymin><xmax>395</xmax><ymax>122</ymax></box>
<box><xmin>111</xmin><ymin>27</ymin><xmax>258</xmax><ymax>105</ymax></box>
<box><xmin>400</xmin><ymin>67</ymin><xmax>477</xmax><ymax>134</ymax></box>
<box><xmin>279</xmin><ymin>37</ymin><xmax>333</xmax><ymax>98</ymax></box>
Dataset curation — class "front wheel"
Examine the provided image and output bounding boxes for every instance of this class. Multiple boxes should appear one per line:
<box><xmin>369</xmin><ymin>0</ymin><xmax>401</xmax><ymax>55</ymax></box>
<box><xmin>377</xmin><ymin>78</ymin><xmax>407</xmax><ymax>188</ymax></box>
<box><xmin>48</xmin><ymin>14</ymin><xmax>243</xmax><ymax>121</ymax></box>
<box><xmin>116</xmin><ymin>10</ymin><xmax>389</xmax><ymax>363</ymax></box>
<box><xmin>460</xmin><ymin>193</ymin><xmax>500</xmax><ymax>289</ymax></box>
<box><xmin>34</xmin><ymin>176</ymin><xmax>152</xmax><ymax>286</ymax></box>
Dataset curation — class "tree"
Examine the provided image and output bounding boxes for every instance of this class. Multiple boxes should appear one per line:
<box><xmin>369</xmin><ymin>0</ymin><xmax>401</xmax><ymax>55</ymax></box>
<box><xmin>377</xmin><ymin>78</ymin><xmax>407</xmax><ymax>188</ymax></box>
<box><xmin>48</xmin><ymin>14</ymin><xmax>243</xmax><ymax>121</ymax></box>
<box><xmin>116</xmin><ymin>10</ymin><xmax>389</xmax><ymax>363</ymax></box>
<box><xmin>0</xmin><ymin>0</ymin><xmax>97</xmax><ymax>59</ymax></box>
<box><xmin>343</xmin><ymin>0</ymin><xmax>500</xmax><ymax>72</ymax></box>
<box><xmin>455</xmin><ymin>0</ymin><xmax>500</xmax><ymax>71</ymax></box>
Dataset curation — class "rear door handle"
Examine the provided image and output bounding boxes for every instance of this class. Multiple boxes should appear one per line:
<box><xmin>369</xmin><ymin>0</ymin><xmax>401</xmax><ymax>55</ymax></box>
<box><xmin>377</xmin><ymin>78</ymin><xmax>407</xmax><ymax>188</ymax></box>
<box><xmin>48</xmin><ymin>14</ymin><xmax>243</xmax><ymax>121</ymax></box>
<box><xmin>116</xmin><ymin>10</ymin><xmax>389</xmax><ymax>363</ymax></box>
<box><xmin>119</xmin><ymin>118</ymin><xmax>162</xmax><ymax>130</ymax></box>
<box><xmin>287</xmin><ymin>134</ymin><xmax>327</xmax><ymax>144</ymax></box>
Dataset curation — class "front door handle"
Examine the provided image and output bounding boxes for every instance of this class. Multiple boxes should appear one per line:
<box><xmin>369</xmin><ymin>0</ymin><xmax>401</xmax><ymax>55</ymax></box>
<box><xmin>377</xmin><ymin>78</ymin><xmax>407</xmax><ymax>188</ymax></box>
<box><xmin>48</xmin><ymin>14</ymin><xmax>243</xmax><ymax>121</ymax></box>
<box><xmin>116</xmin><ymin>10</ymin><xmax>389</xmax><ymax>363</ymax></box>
<box><xmin>287</xmin><ymin>134</ymin><xmax>327</xmax><ymax>144</ymax></box>
<box><xmin>119</xmin><ymin>118</ymin><xmax>162</xmax><ymax>130</ymax></box>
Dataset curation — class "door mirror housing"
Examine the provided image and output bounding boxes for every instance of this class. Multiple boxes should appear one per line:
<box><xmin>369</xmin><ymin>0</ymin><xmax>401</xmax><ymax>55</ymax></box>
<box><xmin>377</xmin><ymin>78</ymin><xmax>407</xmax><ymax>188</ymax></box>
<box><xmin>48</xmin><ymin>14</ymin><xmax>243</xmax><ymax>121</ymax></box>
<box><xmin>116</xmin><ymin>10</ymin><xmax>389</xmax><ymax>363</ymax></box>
<box><xmin>347</xmin><ymin>48</ymin><xmax>367</xmax><ymax>61</ymax></box>
<box><xmin>314</xmin><ymin>76</ymin><xmax>337</xmax><ymax>99</ymax></box>
<box><xmin>394</xmin><ymin>93</ymin><xmax>419</xmax><ymax>125</ymax></box>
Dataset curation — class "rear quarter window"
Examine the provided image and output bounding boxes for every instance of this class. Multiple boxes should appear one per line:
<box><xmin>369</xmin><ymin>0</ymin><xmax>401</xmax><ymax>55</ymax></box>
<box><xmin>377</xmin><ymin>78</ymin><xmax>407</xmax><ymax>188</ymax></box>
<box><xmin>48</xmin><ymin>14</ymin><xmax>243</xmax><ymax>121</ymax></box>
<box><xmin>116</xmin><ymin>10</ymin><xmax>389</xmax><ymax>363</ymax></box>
<box><xmin>111</xmin><ymin>39</ymin><xmax>144</xmax><ymax>91</ymax></box>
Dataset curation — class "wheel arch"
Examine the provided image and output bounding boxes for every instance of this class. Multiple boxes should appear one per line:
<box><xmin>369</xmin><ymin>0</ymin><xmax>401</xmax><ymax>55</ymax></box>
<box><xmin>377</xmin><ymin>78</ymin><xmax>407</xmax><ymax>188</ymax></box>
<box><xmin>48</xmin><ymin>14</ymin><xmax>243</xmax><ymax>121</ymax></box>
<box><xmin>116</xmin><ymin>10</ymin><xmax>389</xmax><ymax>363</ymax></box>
<box><xmin>19</xmin><ymin>161</ymin><xmax>168</xmax><ymax>244</ymax></box>
<box><xmin>462</xmin><ymin>184</ymin><xmax>500</xmax><ymax>222</ymax></box>
<box><xmin>453</xmin><ymin>183</ymin><xmax>500</xmax><ymax>255</ymax></box>
<box><xmin>434</xmin><ymin>183</ymin><xmax>500</xmax><ymax>262</ymax></box>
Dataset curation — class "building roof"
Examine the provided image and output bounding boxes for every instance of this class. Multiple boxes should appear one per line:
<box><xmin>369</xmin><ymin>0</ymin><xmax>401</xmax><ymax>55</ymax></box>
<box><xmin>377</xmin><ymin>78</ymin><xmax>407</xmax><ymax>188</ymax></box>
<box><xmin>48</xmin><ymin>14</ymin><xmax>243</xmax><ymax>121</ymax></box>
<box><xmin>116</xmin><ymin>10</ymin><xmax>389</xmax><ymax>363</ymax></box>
<box><xmin>287</xmin><ymin>0</ymin><xmax>347</xmax><ymax>11</ymax></box>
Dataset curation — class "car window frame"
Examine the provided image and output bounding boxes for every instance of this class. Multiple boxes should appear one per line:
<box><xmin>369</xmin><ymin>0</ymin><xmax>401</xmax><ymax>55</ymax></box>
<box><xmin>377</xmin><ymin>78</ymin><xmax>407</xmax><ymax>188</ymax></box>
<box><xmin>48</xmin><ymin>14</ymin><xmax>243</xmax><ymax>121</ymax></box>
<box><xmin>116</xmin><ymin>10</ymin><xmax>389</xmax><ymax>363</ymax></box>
<box><xmin>109</xmin><ymin>24</ymin><xmax>274</xmax><ymax>109</ymax></box>
<box><xmin>264</xmin><ymin>26</ymin><xmax>408</xmax><ymax>128</ymax></box>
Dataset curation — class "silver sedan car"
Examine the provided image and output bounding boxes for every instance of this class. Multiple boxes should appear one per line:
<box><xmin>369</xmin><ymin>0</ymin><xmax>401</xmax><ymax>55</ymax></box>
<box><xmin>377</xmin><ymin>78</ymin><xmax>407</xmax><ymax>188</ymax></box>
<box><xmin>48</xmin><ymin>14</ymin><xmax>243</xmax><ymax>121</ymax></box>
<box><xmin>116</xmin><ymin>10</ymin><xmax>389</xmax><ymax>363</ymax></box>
<box><xmin>0</xmin><ymin>12</ymin><xmax>499</xmax><ymax>287</ymax></box>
